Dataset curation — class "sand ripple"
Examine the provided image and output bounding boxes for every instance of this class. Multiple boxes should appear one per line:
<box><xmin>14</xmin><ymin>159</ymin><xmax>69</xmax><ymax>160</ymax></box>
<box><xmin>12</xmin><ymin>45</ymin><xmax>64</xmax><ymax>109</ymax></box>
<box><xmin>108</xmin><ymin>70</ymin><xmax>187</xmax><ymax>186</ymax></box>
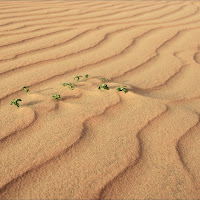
<box><xmin>0</xmin><ymin>0</ymin><xmax>200</xmax><ymax>199</ymax></box>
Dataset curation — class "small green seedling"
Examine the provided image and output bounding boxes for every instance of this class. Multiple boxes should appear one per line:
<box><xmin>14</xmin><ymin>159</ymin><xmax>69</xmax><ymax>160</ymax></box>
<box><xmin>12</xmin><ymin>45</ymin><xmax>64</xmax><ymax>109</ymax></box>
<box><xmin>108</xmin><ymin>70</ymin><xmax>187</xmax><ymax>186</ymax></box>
<box><xmin>21</xmin><ymin>86</ymin><xmax>29</xmax><ymax>94</ymax></box>
<box><xmin>117</xmin><ymin>86</ymin><xmax>127</xmax><ymax>93</ymax></box>
<box><xmin>101</xmin><ymin>78</ymin><xmax>108</xmax><ymax>83</ymax></box>
<box><xmin>52</xmin><ymin>94</ymin><xmax>61</xmax><ymax>101</ymax></box>
<box><xmin>98</xmin><ymin>84</ymin><xmax>109</xmax><ymax>90</ymax></box>
<box><xmin>74</xmin><ymin>75</ymin><xmax>82</xmax><ymax>82</ymax></box>
<box><xmin>85</xmin><ymin>74</ymin><xmax>90</xmax><ymax>79</ymax></box>
<box><xmin>62</xmin><ymin>83</ymin><xmax>74</xmax><ymax>90</ymax></box>
<box><xmin>62</xmin><ymin>83</ymin><xmax>68</xmax><ymax>86</ymax></box>
<box><xmin>10</xmin><ymin>99</ymin><xmax>22</xmax><ymax>107</ymax></box>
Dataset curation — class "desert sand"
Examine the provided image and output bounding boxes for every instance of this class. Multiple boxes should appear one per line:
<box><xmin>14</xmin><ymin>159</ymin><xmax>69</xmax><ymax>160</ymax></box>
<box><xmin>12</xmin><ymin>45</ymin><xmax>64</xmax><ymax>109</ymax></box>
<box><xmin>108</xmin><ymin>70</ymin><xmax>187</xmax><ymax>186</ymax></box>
<box><xmin>0</xmin><ymin>0</ymin><xmax>200</xmax><ymax>199</ymax></box>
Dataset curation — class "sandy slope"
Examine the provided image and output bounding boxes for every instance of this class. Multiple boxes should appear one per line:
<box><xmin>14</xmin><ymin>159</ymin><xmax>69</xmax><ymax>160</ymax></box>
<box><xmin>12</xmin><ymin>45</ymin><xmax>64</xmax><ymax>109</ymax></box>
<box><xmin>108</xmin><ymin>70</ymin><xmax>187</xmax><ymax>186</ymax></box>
<box><xmin>0</xmin><ymin>0</ymin><xmax>200</xmax><ymax>199</ymax></box>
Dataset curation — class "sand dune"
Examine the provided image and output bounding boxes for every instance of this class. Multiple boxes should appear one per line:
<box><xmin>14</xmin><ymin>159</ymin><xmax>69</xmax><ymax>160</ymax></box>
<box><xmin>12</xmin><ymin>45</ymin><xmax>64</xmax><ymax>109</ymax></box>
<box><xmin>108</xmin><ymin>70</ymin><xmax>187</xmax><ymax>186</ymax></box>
<box><xmin>0</xmin><ymin>0</ymin><xmax>200</xmax><ymax>199</ymax></box>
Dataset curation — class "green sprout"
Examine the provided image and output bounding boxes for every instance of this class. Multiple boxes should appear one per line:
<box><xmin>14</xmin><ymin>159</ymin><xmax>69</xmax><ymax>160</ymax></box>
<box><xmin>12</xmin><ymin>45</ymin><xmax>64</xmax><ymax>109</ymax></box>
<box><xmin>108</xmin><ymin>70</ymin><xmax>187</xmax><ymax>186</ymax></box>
<box><xmin>10</xmin><ymin>99</ymin><xmax>22</xmax><ymax>107</ymax></box>
<box><xmin>62</xmin><ymin>83</ymin><xmax>74</xmax><ymax>90</ymax></box>
<box><xmin>21</xmin><ymin>86</ymin><xmax>29</xmax><ymax>94</ymax></box>
<box><xmin>101</xmin><ymin>78</ymin><xmax>108</xmax><ymax>83</ymax></box>
<box><xmin>74</xmin><ymin>75</ymin><xmax>82</xmax><ymax>82</ymax></box>
<box><xmin>85</xmin><ymin>74</ymin><xmax>90</xmax><ymax>79</ymax></box>
<box><xmin>98</xmin><ymin>84</ymin><xmax>109</xmax><ymax>90</ymax></box>
<box><xmin>52</xmin><ymin>94</ymin><xmax>61</xmax><ymax>101</ymax></box>
<box><xmin>62</xmin><ymin>83</ymin><xmax>68</xmax><ymax>86</ymax></box>
<box><xmin>117</xmin><ymin>86</ymin><xmax>127</xmax><ymax>93</ymax></box>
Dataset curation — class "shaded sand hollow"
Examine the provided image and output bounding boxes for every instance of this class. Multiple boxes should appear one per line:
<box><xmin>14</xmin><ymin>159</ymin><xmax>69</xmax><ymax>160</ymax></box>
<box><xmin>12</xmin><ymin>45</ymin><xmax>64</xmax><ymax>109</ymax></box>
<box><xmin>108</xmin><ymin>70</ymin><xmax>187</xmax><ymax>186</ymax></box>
<box><xmin>0</xmin><ymin>0</ymin><xmax>200</xmax><ymax>199</ymax></box>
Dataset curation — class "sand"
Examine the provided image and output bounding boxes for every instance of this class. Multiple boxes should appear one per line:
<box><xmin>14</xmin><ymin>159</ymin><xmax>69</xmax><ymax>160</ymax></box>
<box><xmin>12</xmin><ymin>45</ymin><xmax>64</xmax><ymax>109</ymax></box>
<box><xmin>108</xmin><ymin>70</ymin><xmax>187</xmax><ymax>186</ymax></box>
<box><xmin>0</xmin><ymin>0</ymin><xmax>200</xmax><ymax>199</ymax></box>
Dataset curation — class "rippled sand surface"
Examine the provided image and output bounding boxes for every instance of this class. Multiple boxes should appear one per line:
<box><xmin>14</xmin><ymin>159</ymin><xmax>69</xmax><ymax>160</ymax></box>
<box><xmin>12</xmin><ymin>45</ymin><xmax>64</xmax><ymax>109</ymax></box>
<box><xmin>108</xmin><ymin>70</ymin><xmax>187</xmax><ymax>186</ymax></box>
<box><xmin>0</xmin><ymin>0</ymin><xmax>200</xmax><ymax>199</ymax></box>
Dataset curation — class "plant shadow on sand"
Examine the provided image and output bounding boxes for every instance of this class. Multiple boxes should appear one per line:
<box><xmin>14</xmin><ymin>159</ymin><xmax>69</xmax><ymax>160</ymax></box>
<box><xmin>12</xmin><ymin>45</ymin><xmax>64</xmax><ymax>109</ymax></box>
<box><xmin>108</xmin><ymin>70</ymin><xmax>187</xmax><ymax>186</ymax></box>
<box><xmin>91</xmin><ymin>75</ymin><xmax>103</xmax><ymax>79</ymax></box>
<box><xmin>61</xmin><ymin>93</ymin><xmax>82</xmax><ymax>101</ymax></box>
<box><xmin>107</xmin><ymin>85</ymin><xmax>152</xmax><ymax>97</ymax></box>
<box><xmin>22</xmin><ymin>100</ymin><xmax>44</xmax><ymax>106</ymax></box>
<box><xmin>32</xmin><ymin>88</ymin><xmax>53</xmax><ymax>94</ymax></box>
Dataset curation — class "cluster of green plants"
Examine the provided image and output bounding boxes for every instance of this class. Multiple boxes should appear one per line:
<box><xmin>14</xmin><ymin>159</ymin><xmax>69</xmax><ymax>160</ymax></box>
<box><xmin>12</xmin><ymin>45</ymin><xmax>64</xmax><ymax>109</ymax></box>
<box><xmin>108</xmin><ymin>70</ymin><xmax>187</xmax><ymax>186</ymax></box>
<box><xmin>10</xmin><ymin>99</ymin><xmax>22</xmax><ymax>107</ymax></box>
<box><xmin>10</xmin><ymin>74</ymin><xmax>127</xmax><ymax>107</ymax></box>
<box><xmin>62</xmin><ymin>83</ymin><xmax>74</xmax><ymax>90</ymax></box>
<box><xmin>117</xmin><ymin>86</ymin><xmax>127</xmax><ymax>93</ymax></box>
<box><xmin>98</xmin><ymin>77</ymin><xmax>127</xmax><ymax>93</ymax></box>
<box><xmin>98</xmin><ymin>83</ymin><xmax>109</xmax><ymax>90</ymax></box>
<box><xmin>52</xmin><ymin>94</ymin><xmax>61</xmax><ymax>101</ymax></box>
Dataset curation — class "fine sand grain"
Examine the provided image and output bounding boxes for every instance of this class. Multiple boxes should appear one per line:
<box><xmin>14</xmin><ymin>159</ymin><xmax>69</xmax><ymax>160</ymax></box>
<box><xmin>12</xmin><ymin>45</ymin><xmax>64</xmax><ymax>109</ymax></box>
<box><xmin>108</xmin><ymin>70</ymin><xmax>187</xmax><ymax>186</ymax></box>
<box><xmin>0</xmin><ymin>0</ymin><xmax>200</xmax><ymax>199</ymax></box>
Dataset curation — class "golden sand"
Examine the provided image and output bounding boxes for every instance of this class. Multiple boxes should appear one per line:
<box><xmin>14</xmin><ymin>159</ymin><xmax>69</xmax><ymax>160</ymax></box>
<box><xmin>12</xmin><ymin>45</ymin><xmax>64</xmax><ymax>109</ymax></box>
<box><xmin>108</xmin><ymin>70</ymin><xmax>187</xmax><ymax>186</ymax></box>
<box><xmin>0</xmin><ymin>0</ymin><xmax>200</xmax><ymax>199</ymax></box>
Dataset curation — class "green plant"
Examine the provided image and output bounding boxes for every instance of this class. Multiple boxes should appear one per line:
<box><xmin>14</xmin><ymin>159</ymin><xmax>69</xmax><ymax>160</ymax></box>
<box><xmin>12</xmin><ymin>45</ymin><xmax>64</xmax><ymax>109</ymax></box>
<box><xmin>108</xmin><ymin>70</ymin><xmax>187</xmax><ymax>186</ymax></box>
<box><xmin>98</xmin><ymin>84</ymin><xmax>109</xmax><ymax>90</ymax></box>
<box><xmin>21</xmin><ymin>86</ymin><xmax>29</xmax><ymax>94</ymax></box>
<box><xmin>10</xmin><ymin>99</ymin><xmax>22</xmax><ymax>107</ymax></box>
<box><xmin>85</xmin><ymin>74</ymin><xmax>90</xmax><ymax>79</ymax></box>
<box><xmin>62</xmin><ymin>83</ymin><xmax>74</xmax><ymax>90</ymax></box>
<box><xmin>117</xmin><ymin>86</ymin><xmax>127</xmax><ymax>93</ymax></box>
<box><xmin>52</xmin><ymin>94</ymin><xmax>61</xmax><ymax>101</ymax></box>
<box><xmin>62</xmin><ymin>83</ymin><xmax>68</xmax><ymax>86</ymax></box>
<box><xmin>74</xmin><ymin>75</ymin><xmax>82</xmax><ymax>82</ymax></box>
<box><xmin>101</xmin><ymin>78</ymin><xmax>108</xmax><ymax>83</ymax></box>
